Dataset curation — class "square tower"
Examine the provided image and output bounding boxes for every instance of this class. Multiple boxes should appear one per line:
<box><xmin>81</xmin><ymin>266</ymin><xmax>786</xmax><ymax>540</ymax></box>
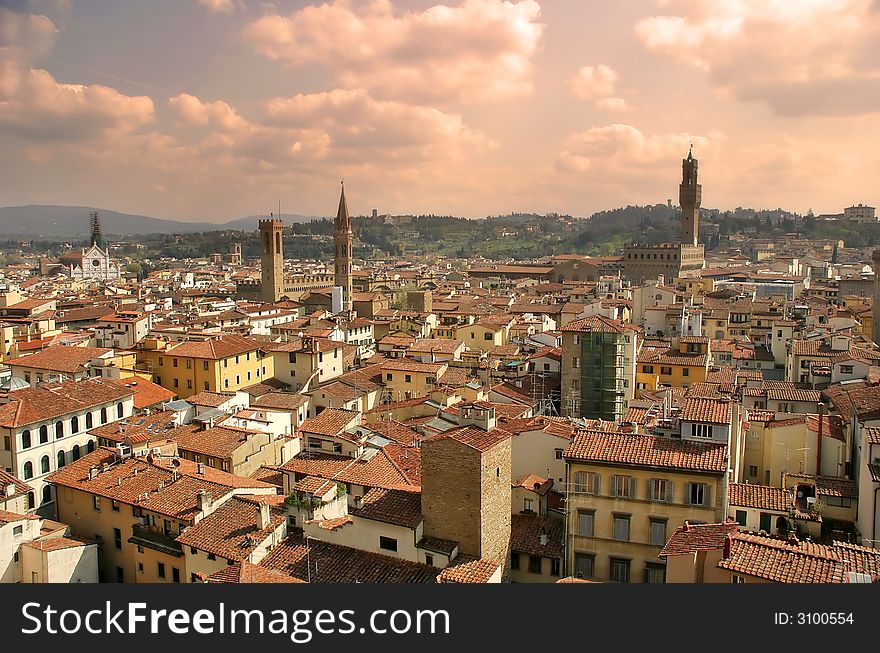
<box><xmin>259</xmin><ymin>218</ymin><xmax>284</xmax><ymax>302</ymax></box>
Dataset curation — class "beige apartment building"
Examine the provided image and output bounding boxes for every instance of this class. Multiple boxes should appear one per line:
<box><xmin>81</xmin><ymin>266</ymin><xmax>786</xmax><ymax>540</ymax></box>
<box><xmin>563</xmin><ymin>429</ymin><xmax>729</xmax><ymax>583</ymax></box>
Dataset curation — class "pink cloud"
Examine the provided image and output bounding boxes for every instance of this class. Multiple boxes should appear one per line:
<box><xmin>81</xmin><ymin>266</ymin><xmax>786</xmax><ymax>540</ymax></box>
<box><xmin>635</xmin><ymin>0</ymin><xmax>880</xmax><ymax>116</ymax></box>
<box><xmin>243</xmin><ymin>0</ymin><xmax>544</xmax><ymax>105</ymax></box>
<box><xmin>568</xmin><ymin>65</ymin><xmax>618</xmax><ymax>99</ymax></box>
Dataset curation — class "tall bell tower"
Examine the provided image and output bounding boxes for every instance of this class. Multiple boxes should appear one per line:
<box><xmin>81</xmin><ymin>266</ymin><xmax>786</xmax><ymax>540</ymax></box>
<box><xmin>334</xmin><ymin>181</ymin><xmax>353</xmax><ymax>314</ymax></box>
<box><xmin>259</xmin><ymin>216</ymin><xmax>284</xmax><ymax>302</ymax></box>
<box><xmin>680</xmin><ymin>145</ymin><xmax>701</xmax><ymax>247</ymax></box>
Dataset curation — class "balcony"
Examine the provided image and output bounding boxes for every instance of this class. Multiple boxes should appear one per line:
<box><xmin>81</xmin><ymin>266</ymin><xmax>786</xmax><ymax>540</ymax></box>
<box><xmin>128</xmin><ymin>525</ymin><xmax>184</xmax><ymax>557</ymax></box>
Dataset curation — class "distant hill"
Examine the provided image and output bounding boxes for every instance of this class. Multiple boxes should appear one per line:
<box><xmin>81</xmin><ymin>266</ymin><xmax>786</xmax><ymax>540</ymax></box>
<box><xmin>0</xmin><ymin>205</ymin><xmax>317</xmax><ymax>238</ymax></box>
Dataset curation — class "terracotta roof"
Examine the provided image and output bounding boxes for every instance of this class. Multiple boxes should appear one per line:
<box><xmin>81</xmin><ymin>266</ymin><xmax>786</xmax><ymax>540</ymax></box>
<box><xmin>510</xmin><ymin>514</ymin><xmax>563</xmax><ymax>559</ymax></box>
<box><xmin>729</xmin><ymin>483</ymin><xmax>792</xmax><ymax>511</ymax></box>
<box><xmin>174</xmin><ymin>425</ymin><xmax>265</xmax><ymax>459</ymax></box>
<box><xmin>21</xmin><ymin>536</ymin><xmax>94</xmax><ymax>552</ymax></box>
<box><xmin>436</xmin><ymin>556</ymin><xmax>500</xmax><ymax>583</ymax></box>
<box><xmin>785</xmin><ymin>473</ymin><xmax>859</xmax><ymax>499</ymax></box>
<box><xmin>281</xmin><ymin>446</ymin><xmax>419</xmax><ymax>490</ymax></box>
<box><xmin>0</xmin><ymin>509</ymin><xmax>41</xmax><ymax>525</ymax></box>
<box><xmin>298</xmin><ymin>408</ymin><xmax>360</xmax><ymax>437</ymax></box>
<box><xmin>5</xmin><ymin>345</ymin><xmax>111</xmax><ymax>373</ymax></box>
<box><xmin>0</xmin><ymin>469</ymin><xmax>33</xmax><ymax>499</ymax></box>
<box><xmin>166</xmin><ymin>335</ymin><xmax>265</xmax><ymax>360</ymax></box>
<box><xmin>660</xmin><ymin>521</ymin><xmax>740</xmax><ymax>556</ymax></box>
<box><xmin>253</xmin><ymin>392</ymin><xmax>309</xmax><ymax>411</ymax></box>
<box><xmin>260</xmin><ymin>533</ymin><xmax>440</xmax><ymax>583</ymax></box>
<box><xmin>718</xmin><ymin>533</ymin><xmax>880</xmax><ymax>583</ymax></box>
<box><xmin>205</xmin><ymin>560</ymin><xmax>304</xmax><ymax>584</ymax></box>
<box><xmin>109</xmin><ymin>378</ymin><xmax>175</xmax><ymax>409</ymax></box>
<box><xmin>0</xmin><ymin>377</ymin><xmax>133</xmax><ymax>428</ymax></box>
<box><xmin>176</xmin><ymin>496</ymin><xmax>285</xmax><ymax>560</ymax></box>
<box><xmin>680</xmin><ymin>397</ymin><xmax>732</xmax><ymax>424</ymax></box>
<box><xmin>349</xmin><ymin>487</ymin><xmax>422</xmax><ymax>528</ymax></box>
<box><xmin>564</xmin><ymin>430</ymin><xmax>728</xmax><ymax>472</ymax></box>
<box><xmin>560</xmin><ymin>315</ymin><xmax>635</xmax><ymax>334</ymax></box>
<box><xmin>422</xmin><ymin>425</ymin><xmax>512</xmax><ymax>453</ymax></box>
<box><xmin>186</xmin><ymin>391</ymin><xmax>234</xmax><ymax>407</ymax></box>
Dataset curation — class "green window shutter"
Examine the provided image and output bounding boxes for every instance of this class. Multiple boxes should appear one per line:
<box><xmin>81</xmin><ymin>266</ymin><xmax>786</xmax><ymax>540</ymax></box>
<box><xmin>647</xmin><ymin>479</ymin><xmax>655</xmax><ymax>501</ymax></box>
<box><xmin>592</xmin><ymin>473</ymin><xmax>600</xmax><ymax>495</ymax></box>
<box><xmin>610</xmin><ymin>475</ymin><xmax>618</xmax><ymax>497</ymax></box>
<box><xmin>685</xmin><ymin>482</ymin><xmax>693</xmax><ymax>505</ymax></box>
<box><xmin>629</xmin><ymin>476</ymin><xmax>637</xmax><ymax>500</ymax></box>
<box><xmin>666</xmin><ymin>481</ymin><xmax>674</xmax><ymax>503</ymax></box>
<box><xmin>704</xmin><ymin>484</ymin><xmax>712</xmax><ymax>507</ymax></box>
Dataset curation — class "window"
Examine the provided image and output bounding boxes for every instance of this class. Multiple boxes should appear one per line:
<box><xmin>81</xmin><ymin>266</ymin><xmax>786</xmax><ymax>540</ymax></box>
<box><xmin>613</xmin><ymin>515</ymin><xmax>631</xmax><ymax>541</ymax></box>
<box><xmin>404</xmin><ymin>374</ymin><xmax>412</xmax><ymax>383</ymax></box>
<box><xmin>173</xmin><ymin>379</ymin><xmax>179</xmax><ymax>388</ymax></box>
<box><xmin>649</xmin><ymin>519</ymin><xmax>667</xmax><ymax>546</ymax></box>
<box><xmin>660</xmin><ymin>366</ymin><xmax>672</xmax><ymax>375</ymax></box>
<box><xmin>116</xmin><ymin>567</ymin><xmax>124</xmax><ymax>583</ymax></box>
<box><xmin>23</xmin><ymin>461</ymin><xmax>33</xmax><ymax>480</ymax></box>
<box><xmin>3</xmin><ymin>435</ymin><xmax>9</xmax><ymax>450</ymax></box>
<box><xmin>523</xmin><ymin>498</ymin><xmax>533</xmax><ymax>512</ymax></box>
<box><xmin>687</xmin><ymin>482</ymin><xmax>710</xmax><ymax>506</ymax></box>
<box><xmin>484</xmin><ymin>332</ymin><xmax>493</xmax><ymax>341</ymax></box>
<box><xmin>528</xmin><ymin>555</ymin><xmax>542</xmax><ymax>574</ymax></box>
<box><xmin>574</xmin><ymin>553</ymin><xmax>594</xmax><ymax>579</ymax></box>
<box><xmin>731</xmin><ymin>575</ymin><xmax>745</xmax><ymax>584</ymax></box>
<box><xmin>207</xmin><ymin>553</ymin><xmax>216</xmax><ymax>561</ymax></box>
<box><xmin>157</xmin><ymin>562</ymin><xmax>166</xmax><ymax>579</ymax></box>
<box><xmin>39</xmin><ymin>425</ymin><xmax>48</xmax><ymax>443</ymax></box>
<box><xmin>555</xmin><ymin>448</ymin><xmax>563</xmax><ymax>460</ymax></box>
<box><xmin>824</xmin><ymin>496</ymin><xmax>853</xmax><ymax>508</ymax></box>
<box><xmin>22</xmin><ymin>430</ymin><xmax>31</xmax><ymax>449</ymax></box>
<box><xmin>93</xmin><ymin>496</ymin><xmax>101</xmax><ymax>511</ymax></box>
<box><xmin>27</xmin><ymin>492</ymin><xmax>35</xmax><ymax>510</ymax></box>
<box><xmin>379</xmin><ymin>536</ymin><xmax>398</xmax><ymax>552</ymax></box>
<box><xmin>610</xmin><ymin>558</ymin><xmax>630</xmax><ymax>583</ymax></box>
<box><xmin>117</xmin><ymin>403</ymin><xmax>124</xmax><ymax>419</ymax></box>
<box><xmin>86</xmin><ymin>412</ymin><xmax>93</xmax><ymax>429</ymax></box>
<box><xmin>186</xmin><ymin>359</ymin><xmax>192</xmax><ymax>369</ymax></box>
<box><xmin>425</xmin><ymin>554</ymin><xmax>434</xmax><ymax>567</ymax></box>
<box><xmin>172</xmin><ymin>567</ymin><xmax>180</xmax><ymax>583</ymax></box>
<box><xmin>648</xmin><ymin>478</ymin><xmax>672</xmax><ymax>502</ymax></box>
<box><xmin>693</xmin><ymin>423</ymin><xmax>714</xmax><ymax>439</ymax></box>
<box><xmin>114</xmin><ymin>528</ymin><xmax>122</xmax><ymax>549</ymax></box>
<box><xmin>56</xmin><ymin>421</ymin><xmax>64</xmax><ymax>438</ymax></box>
<box><xmin>642</xmin><ymin>365</ymin><xmax>654</xmax><ymax>374</ymax></box>
<box><xmin>840</xmin><ymin>365</ymin><xmax>854</xmax><ymax>375</ymax></box>
<box><xmin>386</xmin><ymin>373</ymin><xmax>392</xmax><ymax>381</ymax></box>
<box><xmin>173</xmin><ymin>358</ymin><xmax>178</xmax><ymax>368</ymax></box>
<box><xmin>112</xmin><ymin>500</ymin><xmax>120</xmax><ymax>512</ymax></box>
<box><xmin>71</xmin><ymin>416</ymin><xmax>79</xmax><ymax>433</ymax></box>
<box><xmin>187</xmin><ymin>380</ymin><xmax>193</xmax><ymax>390</ymax></box>
<box><xmin>682</xmin><ymin>368</ymin><xmax>689</xmax><ymax>377</ymax></box>
<box><xmin>40</xmin><ymin>455</ymin><xmax>49</xmax><ymax>474</ymax></box>
<box><xmin>611</xmin><ymin>475</ymin><xmax>635</xmax><ymax>499</ymax></box>
<box><xmin>511</xmin><ymin>552</ymin><xmax>520</xmax><ymax>570</ymax></box>
<box><xmin>72</xmin><ymin>444</ymin><xmax>81</xmax><ymax>461</ymax></box>
<box><xmin>573</xmin><ymin>471</ymin><xmax>600</xmax><ymax>494</ymax></box>
<box><xmin>577</xmin><ymin>510</ymin><xmax>594</xmax><ymax>537</ymax></box>
<box><xmin>735</xmin><ymin>510</ymin><xmax>747</xmax><ymax>526</ymax></box>
<box><xmin>203</xmin><ymin>361</ymin><xmax>209</xmax><ymax>371</ymax></box>
<box><xmin>572</xmin><ymin>357</ymin><xmax>579</xmax><ymax>369</ymax></box>
<box><xmin>101</xmin><ymin>407</ymin><xmax>108</xmax><ymax>424</ymax></box>
<box><xmin>57</xmin><ymin>450</ymin><xmax>65</xmax><ymax>468</ymax></box>
<box><xmin>644</xmin><ymin>563</ymin><xmax>666</xmax><ymax>584</ymax></box>
<box><xmin>13</xmin><ymin>525</ymin><xmax>23</xmax><ymax>537</ymax></box>
<box><xmin>551</xmin><ymin>559</ymin><xmax>561</xmax><ymax>576</ymax></box>
<box><xmin>749</xmin><ymin>465</ymin><xmax>758</xmax><ymax>478</ymax></box>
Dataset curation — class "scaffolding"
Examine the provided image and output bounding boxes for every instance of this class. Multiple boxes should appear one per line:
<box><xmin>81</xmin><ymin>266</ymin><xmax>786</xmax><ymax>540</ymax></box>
<box><xmin>576</xmin><ymin>331</ymin><xmax>626</xmax><ymax>422</ymax></box>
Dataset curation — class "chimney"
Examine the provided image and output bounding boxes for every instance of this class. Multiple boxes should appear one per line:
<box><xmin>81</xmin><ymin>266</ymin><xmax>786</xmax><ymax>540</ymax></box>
<box><xmin>88</xmin><ymin>466</ymin><xmax>99</xmax><ymax>480</ymax></box>
<box><xmin>539</xmin><ymin>528</ymin><xmax>548</xmax><ymax>547</ymax></box>
<box><xmin>196</xmin><ymin>489</ymin><xmax>213</xmax><ymax>512</ymax></box>
<box><xmin>723</xmin><ymin>533</ymin><xmax>732</xmax><ymax>559</ymax></box>
<box><xmin>197</xmin><ymin>462</ymin><xmax>205</xmax><ymax>475</ymax></box>
<box><xmin>257</xmin><ymin>502</ymin><xmax>271</xmax><ymax>530</ymax></box>
<box><xmin>5</xmin><ymin>483</ymin><xmax>15</xmax><ymax>497</ymax></box>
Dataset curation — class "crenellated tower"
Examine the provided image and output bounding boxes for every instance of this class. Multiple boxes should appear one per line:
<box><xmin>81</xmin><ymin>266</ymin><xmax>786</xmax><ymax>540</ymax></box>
<box><xmin>259</xmin><ymin>216</ymin><xmax>285</xmax><ymax>302</ymax></box>
<box><xmin>680</xmin><ymin>145</ymin><xmax>701</xmax><ymax>247</ymax></box>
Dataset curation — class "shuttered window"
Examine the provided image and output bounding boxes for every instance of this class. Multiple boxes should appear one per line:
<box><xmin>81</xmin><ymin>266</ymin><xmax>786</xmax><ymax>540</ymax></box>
<box><xmin>648</xmin><ymin>478</ymin><xmax>674</xmax><ymax>502</ymax></box>
<box><xmin>573</xmin><ymin>471</ymin><xmax>600</xmax><ymax>495</ymax></box>
<box><xmin>610</xmin><ymin>475</ymin><xmax>636</xmax><ymax>499</ymax></box>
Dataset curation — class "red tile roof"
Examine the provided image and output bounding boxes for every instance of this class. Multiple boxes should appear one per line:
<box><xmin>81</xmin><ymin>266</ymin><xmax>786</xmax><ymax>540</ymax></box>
<box><xmin>5</xmin><ymin>345</ymin><xmax>112</xmax><ymax>373</ymax></box>
<box><xmin>680</xmin><ymin>397</ymin><xmax>732</xmax><ymax>424</ymax></box>
<box><xmin>564</xmin><ymin>430</ymin><xmax>728</xmax><ymax>472</ymax></box>
<box><xmin>510</xmin><ymin>514</ymin><xmax>563</xmax><ymax>559</ymax></box>
<box><xmin>349</xmin><ymin>487</ymin><xmax>422</xmax><ymax>529</ymax></box>
<box><xmin>0</xmin><ymin>377</ymin><xmax>133</xmax><ymax>428</ymax></box>
<box><xmin>728</xmin><ymin>483</ymin><xmax>792</xmax><ymax>511</ymax></box>
<box><xmin>660</xmin><ymin>521</ymin><xmax>740</xmax><ymax>556</ymax></box>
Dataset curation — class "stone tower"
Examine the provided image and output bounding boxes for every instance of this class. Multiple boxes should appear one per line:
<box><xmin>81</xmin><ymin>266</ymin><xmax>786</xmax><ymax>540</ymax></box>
<box><xmin>334</xmin><ymin>182</ymin><xmax>353</xmax><ymax>314</ymax></box>
<box><xmin>259</xmin><ymin>217</ymin><xmax>284</xmax><ymax>302</ymax></box>
<box><xmin>680</xmin><ymin>145</ymin><xmax>701</xmax><ymax>247</ymax></box>
<box><xmin>872</xmin><ymin>250</ymin><xmax>880</xmax><ymax>346</ymax></box>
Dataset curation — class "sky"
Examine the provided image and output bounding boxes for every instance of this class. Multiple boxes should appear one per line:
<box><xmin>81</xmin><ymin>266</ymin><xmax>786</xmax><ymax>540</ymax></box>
<box><xmin>1</xmin><ymin>0</ymin><xmax>879</xmax><ymax>222</ymax></box>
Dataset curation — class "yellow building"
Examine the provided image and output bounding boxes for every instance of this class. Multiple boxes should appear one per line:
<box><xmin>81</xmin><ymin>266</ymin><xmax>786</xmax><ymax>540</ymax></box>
<box><xmin>382</xmin><ymin>359</ymin><xmax>449</xmax><ymax>402</ymax></box>
<box><xmin>636</xmin><ymin>336</ymin><xmax>710</xmax><ymax>390</ymax></box>
<box><xmin>563</xmin><ymin>429</ymin><xmax>728</xmax><ymax>583</ymax></box>
<box><xmin>139</xmin><ymin>334</ymin><xmax>273</xmax><ymax>399</ymax></box>
<box><xmin>455</xmin><ymin>315</ymin><xmax>514</xmax><ymax>354</ymax></box>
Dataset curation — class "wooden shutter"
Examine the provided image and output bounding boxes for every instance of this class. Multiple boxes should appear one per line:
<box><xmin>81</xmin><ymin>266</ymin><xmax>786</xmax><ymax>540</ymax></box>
<box><xmin>685</xmin><ymin>482</ymin><xmax>693</xmax><ymax>505</ymax></box>
<box><xmin>665</xmin><ymin>481</ymin><xmax>674</xmax><ymax>503</ymax></box>
<box><xmin>610</xmin><ymin>475</ymin><xmax>618</xmax><ymax>497</ymax></box>
<box><xmin>592</xmin><ymin>473</ymin><xmax>600</xmax><ymax>495</ymax></box>
<box><xmin>647</xmin><ymin>479</ymin><xmax>655</xmax><ymax>501</ymax></box>
<box><xmin>704</xmin><ymin>484</ymin><xmax>712</xmax><ymax>507</ymax></box>
<box><xmin>629</xmin><ymin>476</ymin><xmax>637</xmax><ymax>500</ymax></box>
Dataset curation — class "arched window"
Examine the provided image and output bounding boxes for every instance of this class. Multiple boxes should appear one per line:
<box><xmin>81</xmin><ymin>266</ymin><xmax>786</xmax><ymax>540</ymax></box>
<box><xmin>72</xmin><ymin>444</ymin><xmax>81</xmax><ymax>461</ymax></box>
<box><xmin>117</xmin><ymin>402</ymin><xmax>124</xmax><ymax>418</ymax></box>
<box><xmin>275</xmin><ymin>231</ymin><xmax>281</xmax><ymax>254</ymax></box>
<box><xmin>27</xmin><ymin>492</ymin><xmax>35</xmax><ymax>510</ymax></box>
<box><xmin>39</xmin><ymin>425</ymin><xmax>48</xmax><ymax>443</ymax></box>
<box><xmin>22</xmin><ymin>430</ymin><xmax>31</xmax><ymax>449</ymax></box>
<box><xmin>23</xmin><ymin>461</ymin><xmax>33</xmax><ymax>479</ymax></box>
<box><xmin>42</xmin><ymin>486</ymin><xmax>52</xmax><ymax>505</ymax></box>
<box><xmin>100</xmin><ymin>407</ymin><xmax>108</xmax><ymax>424</ymax></box>
<box><xmin>57</xmin><ymin>450</ymin><xmax>66</xmax><ymax>469</ymax></box>
<box><xmin>40</xmin><ymin>455</ymin><xmax>49</xmax><ymax>474</ymax></box>
<box><xmin>71</xmin><ymin>416</ymin><xmax>79</xmax><ymax>433</ymax></box>
<box><xmin>87</xmin><ymin>440</ymin><xmax>96</xmax><ymax>453</ymax></box>
<box><xmin>55</xmin><ymin>421</ymin><xmax>64</xmax><ymax>439</ymax></box>
<box><xmin>86</xmin><ymin>412</ymin><xmax>93</xmax><ymax>429</ymax></box>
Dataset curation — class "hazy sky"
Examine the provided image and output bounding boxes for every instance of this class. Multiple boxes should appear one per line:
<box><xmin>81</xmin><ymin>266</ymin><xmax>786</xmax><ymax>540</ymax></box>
<box><xmin>1</xmin><ymin>0</ymin><xmax>879</xmax><ymax>222</ymax></box>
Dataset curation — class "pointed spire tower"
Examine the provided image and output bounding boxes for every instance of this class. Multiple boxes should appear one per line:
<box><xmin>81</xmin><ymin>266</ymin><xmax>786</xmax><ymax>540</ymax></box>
<box><xmin>334</xmin><ymin>180</ymin><xmax>353</xmax><ymax>314</ymax></box>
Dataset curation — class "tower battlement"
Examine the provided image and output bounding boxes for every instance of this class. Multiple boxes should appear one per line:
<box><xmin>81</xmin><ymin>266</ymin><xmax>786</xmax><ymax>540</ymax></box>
<box><xmin>258</xmin><ymin>218</ymin><xmax>285</xmax><ymax>229</ymax></box>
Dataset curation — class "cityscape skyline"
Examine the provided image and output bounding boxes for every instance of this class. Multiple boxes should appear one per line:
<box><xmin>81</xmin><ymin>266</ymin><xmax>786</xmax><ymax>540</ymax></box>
<box><xmin>1</xmin><ymin>0</ymin><xmax>879</xmax><ymax>222</ymax></box>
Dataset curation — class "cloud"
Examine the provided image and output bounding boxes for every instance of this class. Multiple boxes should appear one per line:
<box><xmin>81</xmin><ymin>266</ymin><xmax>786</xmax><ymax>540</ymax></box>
<box><xmin>635</xmin><ymin>0</ymin><xmax>880</xmax><ymax>116</ymax></box>
<box><xmin>196</xmin><ymin>0</ymin><xmax>237</xmax><ymax>14</ymax></box>
<box><xmin>243</xmin><ymin>0</ymin><xmax>544</xmax><ymax>105</ymax></box>
<box><xmin>595</xmin><ymin>97</ymin><xmax>629</xmax><ymax>112</ymax></box>
<box><xmin>556</xmin><ymin>124</ymin><xmax>709</xmax><ymax>175</ymax></box>
<box><xmin>0</xmin><ymin>6</ymin><xmax>58</xmax><ymax>62</ymax></box>
<box><xmin>0</xmin><ymin>62</ymin><xmax>155</xmax><ymax>141</ymax></box>
<box><xmin>568</xmin><ymin>65</ymin><xmax>618</xmax><ymax>99</ymax></box>
<box><xmin>264</xmin><ymin>88</ymin><xmax>492</xmax><ymax>161</ymax></box>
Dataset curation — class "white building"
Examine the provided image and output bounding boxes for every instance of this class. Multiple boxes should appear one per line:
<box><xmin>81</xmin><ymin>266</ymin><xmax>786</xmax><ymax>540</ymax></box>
<box><xmin>844</xmin><ymin>204</ymin><xmax>877</xmax><ymax>223</ymax></box>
